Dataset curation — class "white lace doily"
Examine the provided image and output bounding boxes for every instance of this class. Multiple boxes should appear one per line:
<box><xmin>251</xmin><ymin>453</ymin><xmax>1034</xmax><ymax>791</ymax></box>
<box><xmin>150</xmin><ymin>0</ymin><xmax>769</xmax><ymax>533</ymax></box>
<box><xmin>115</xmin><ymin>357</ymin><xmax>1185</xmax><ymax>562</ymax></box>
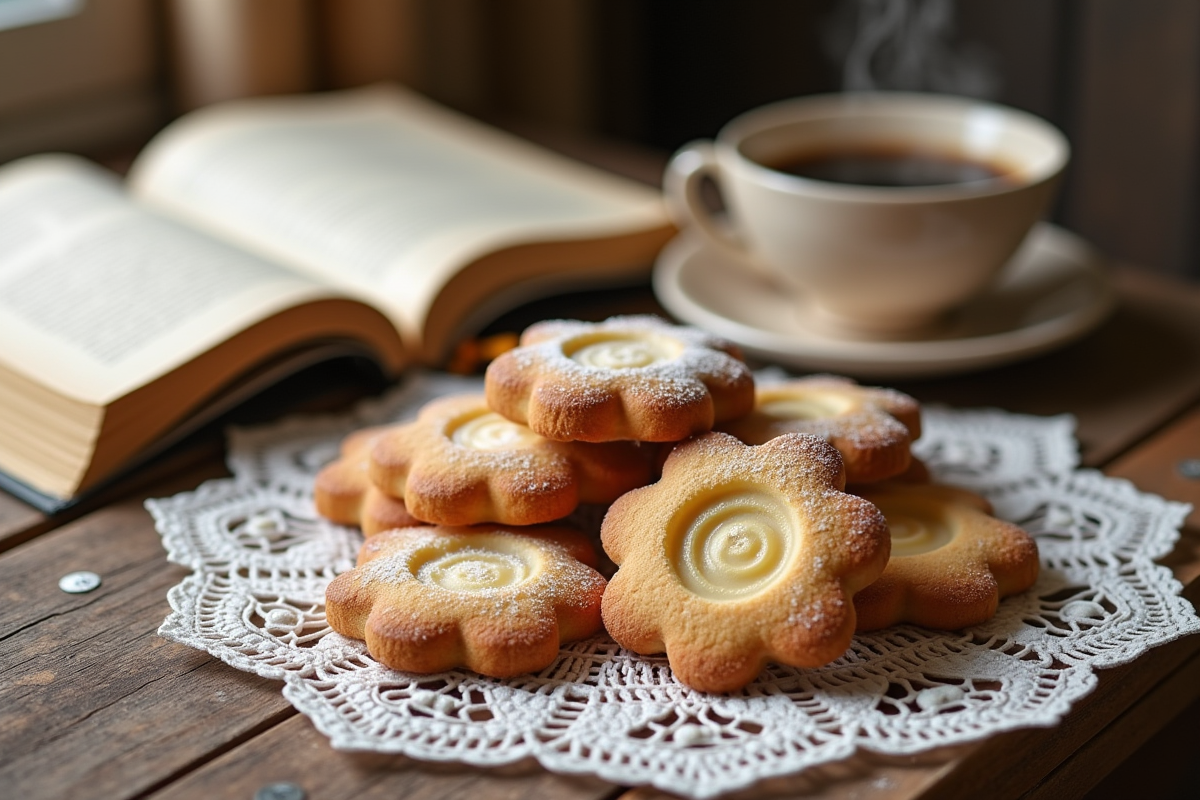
<box><xmin>148</xmin><ymin>371</ymin><xmax>1199</xmax><ymax>799</ymax></box>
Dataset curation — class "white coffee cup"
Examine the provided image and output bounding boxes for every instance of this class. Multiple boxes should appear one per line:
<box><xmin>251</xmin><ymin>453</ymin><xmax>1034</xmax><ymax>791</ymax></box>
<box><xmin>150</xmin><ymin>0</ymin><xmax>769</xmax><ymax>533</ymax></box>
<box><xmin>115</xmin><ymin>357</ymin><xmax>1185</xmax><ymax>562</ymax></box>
<box><xmin>664</xmin><ymin>92</ymin><xmax>1070</xmax><ymax>337</ymax></box>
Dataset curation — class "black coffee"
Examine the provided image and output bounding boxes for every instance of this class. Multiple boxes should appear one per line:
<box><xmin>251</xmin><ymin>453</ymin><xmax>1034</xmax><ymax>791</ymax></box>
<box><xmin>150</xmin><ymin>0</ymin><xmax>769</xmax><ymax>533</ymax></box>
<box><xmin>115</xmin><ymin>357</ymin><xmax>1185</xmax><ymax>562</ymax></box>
<box><xmin>768</xmin><ymin>146</ymin><xmax>1010</xmax><ymax>188</ymax></box>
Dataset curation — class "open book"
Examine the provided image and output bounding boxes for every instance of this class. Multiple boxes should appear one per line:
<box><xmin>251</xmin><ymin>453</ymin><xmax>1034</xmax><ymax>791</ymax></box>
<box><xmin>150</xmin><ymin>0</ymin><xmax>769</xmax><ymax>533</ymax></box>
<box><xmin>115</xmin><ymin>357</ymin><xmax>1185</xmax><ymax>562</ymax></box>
<box><xmin>0</xmin><ymin>85</ymin><xmax>673</xmax><ymax>510</ymax></box>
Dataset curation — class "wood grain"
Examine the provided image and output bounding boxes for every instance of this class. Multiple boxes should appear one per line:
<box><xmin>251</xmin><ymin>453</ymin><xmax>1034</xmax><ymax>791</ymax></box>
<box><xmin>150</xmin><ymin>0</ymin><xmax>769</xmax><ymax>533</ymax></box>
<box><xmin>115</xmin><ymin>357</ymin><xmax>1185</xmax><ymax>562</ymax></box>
<box><xmin>1107</xmin><ymin>402</ymin><xmax>1200</xmax><ymax>559</ymax></box>
<box><xmin>0</xmin><ymin>481</ymin><xmax>292</xmax><ymax>800</ymax></box>
<box><xmin>0</xmin><ymin>491</ymin><xmax>43</xmax><ymax>551</ymax></box>
<box><xmin>1027</xmin><ymin>645</ymin><xmax>1200</xmax><ymax>799</ymax></box>
<box><xmin>894</xmin><ymin>268</ymin><xmax>1200</xmax><ymax>467</ymax></box>
<box><xmin>146</xmin><ymin>713</ymin><xmax>620</xmax><ymax>800</ymax></box>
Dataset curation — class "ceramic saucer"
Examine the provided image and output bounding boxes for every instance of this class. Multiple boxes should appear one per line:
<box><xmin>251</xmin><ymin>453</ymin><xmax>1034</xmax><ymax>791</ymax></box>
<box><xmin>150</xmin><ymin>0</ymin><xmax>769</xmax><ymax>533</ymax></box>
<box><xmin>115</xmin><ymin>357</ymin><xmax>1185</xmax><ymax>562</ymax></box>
<box><xmin>652</xmin><ymin>223</ymin><xmax>1116</xmax><ymax>379</ymax></box>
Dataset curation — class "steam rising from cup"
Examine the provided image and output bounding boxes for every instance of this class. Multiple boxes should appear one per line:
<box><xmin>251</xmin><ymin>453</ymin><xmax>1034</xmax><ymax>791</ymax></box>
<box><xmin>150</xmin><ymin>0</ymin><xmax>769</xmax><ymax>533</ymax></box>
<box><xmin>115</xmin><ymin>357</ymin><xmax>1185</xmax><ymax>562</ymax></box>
<box><xmin>826</xmin><ymin>0</ymin><xmax>1000</xmax><ymax>98</ymax></box>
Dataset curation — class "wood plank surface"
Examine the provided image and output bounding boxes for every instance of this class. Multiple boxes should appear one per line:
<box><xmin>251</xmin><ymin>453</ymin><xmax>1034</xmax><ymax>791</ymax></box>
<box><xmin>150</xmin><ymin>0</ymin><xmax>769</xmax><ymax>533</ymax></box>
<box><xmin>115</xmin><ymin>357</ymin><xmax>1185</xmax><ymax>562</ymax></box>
<box><xmin>894</xmin><ymin>268</ymin><xmax>1200</xmax><ymax>467</ymax></box>
<box><xmin>0</xmin><ymin>491</ymin><xmax>43</xmax><ymax>550</ymax></box>
<box><xmin>146</xmin><ymin>713</ymin><xmax>620</xmax><ymax>800</ymax></box>
<box><xmin>1026</xmin><ymin>645</ymin><xmax>1200</xmax><ymax>799</ymax></box>
<box><xmin>1108</xmin><ymin>402</ymin><xmax>1200</xmax><ymax>563</ymax></box>
<box><xmin>0</xmin><ymin>465</ymin><xmax>293</xmax><ymax>800</ymax></box>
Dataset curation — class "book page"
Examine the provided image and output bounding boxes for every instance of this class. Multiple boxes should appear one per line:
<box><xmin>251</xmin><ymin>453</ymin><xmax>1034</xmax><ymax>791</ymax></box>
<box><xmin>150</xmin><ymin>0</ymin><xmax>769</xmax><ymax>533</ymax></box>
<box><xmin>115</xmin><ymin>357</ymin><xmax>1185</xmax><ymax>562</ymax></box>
<box><xmin>128</xmin><ymin>85</ymin><xmax>669</xmax><ymax>348</ymax></box>
<box><xmin>0</xmin><ymin>155</ymin><xmax>341</xmax><ymax>405</ymax></box>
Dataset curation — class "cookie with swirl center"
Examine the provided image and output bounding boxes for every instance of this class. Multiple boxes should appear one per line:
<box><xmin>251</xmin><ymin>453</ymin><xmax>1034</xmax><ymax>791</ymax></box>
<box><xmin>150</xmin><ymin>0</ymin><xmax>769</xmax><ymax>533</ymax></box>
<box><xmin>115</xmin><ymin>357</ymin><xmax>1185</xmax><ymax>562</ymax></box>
<box><xmin>851</xmin><ymin>483</ymin><xmax>1040</xmax><ymax>631</ymax></box>
<box><xmin>369</xmin><ymin>394</ymin><xmax>657</xmax><ymax>526</ymax></box>
<box><xmin>314</xmin><ymin>426</ymin><xmax>421</xmax><ymax>535</ymax></box>
<box><xmin>600</xmin><ymin>431</ymin><xmax>890</xmax><ymax>693</ymax></box>
<box><xmin>718</xmin><ymin>375</ymin><xmax>921</xmax><ymax>484</ymax></box>
<box><xmin>485</xmin><ymin>315</ymin><xmax>756</xmax><ymax>443</ymax></box>
<box><xmin>326</xmin><ymin>524</ymin><xmax>606</xmax><ymax>677</ymax></box>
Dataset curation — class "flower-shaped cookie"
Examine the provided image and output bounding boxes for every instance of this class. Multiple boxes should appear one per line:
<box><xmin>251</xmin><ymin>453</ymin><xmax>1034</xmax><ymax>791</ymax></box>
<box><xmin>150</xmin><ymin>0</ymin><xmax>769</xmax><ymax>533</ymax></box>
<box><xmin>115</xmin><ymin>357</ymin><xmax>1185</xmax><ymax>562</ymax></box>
<box><xmin>325</xmin><ymin>524</ymin><xmax>606</xmax><ymax>676</ymax></box>
<box><xmin>718</xmin><ymin>375</ymin><xmax>921</xmax><ymax>484</ymax></box>
<box><xmin>369</xmin><ymin>394</ymin><xmax>657</xmax><ymax>526</ymax></box>
<box><xmin>314</xmin><ymin>426</ymin><xmax>421</xmax><ymax>535</ymax></box>
<box><xmin>485</xmin><ymin>315</ymin><xmax>756</xmax><ymax>442</ymax></box>
<box><xmin>851</xmin><ymin>483</ymin><xmax>1040</xmax><ymax>631</ymax></box>
<box><xmin>600</xmin><ymin>432</ymin><xmax>891</xmax><ymax>693</ymax></box>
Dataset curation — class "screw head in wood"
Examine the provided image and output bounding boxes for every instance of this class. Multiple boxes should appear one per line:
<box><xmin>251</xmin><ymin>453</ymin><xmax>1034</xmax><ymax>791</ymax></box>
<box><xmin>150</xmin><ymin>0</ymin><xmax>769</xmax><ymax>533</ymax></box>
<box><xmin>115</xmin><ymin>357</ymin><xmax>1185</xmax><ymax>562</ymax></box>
<box><xmin>1179</xmin><ymin>459</ymin><xmax>1200</xmax><ymax>480</ymax></box>
<box><xmin>255</xmin><ymin>783</ymin><xmax>306</xmax><ymax>800</ymax></box>
<box><xmin>58</xmin><ymin>571</ymin><xmax>101</xmax><ymax>594</ymax></box>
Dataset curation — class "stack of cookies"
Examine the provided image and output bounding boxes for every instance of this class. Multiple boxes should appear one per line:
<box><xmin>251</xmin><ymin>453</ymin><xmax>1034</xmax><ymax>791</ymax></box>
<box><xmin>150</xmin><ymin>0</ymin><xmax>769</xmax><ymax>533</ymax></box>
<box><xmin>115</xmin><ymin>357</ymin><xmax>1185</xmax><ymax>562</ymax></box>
<box><xmin>318</xmin><ymin>315</ymin><xmax>1039</xmax><ymax>692</ymax></box>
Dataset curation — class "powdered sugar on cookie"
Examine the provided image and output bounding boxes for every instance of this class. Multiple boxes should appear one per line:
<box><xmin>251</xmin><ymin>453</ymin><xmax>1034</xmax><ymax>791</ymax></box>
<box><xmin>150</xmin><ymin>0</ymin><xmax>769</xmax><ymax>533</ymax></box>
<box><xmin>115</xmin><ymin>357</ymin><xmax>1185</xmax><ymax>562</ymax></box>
<box><xmin>369</xmin><ymin>393</ymin><xmax>655</xmax><ymax>526</ymax></box>
<box><xmin>486</xmin><ymin>316</ymin><xmax>755</xmax><ymax>442</ymax></box>
<box><xmin>719</xmin><ymin>375</ymin><xmax>921</xmax><ymax>484</ymax></box>
<box><xmin>326</xmin><ymin>525</ymin><xmax>606</xmax><ymax>676</ymax></box>
<box><xmin>599</xmin><ymin>431</ymin><xmax>891</xmax><ymax>693</ymax></box>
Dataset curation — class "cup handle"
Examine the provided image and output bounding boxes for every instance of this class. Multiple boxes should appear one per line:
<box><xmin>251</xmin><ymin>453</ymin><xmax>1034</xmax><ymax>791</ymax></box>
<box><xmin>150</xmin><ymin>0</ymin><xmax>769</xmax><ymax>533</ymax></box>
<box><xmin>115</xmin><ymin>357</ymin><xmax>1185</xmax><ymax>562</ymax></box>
<box><xmin>664</xmin><ymin>141</ymin><xmax>775</xmax><ymax>281</ymax></box>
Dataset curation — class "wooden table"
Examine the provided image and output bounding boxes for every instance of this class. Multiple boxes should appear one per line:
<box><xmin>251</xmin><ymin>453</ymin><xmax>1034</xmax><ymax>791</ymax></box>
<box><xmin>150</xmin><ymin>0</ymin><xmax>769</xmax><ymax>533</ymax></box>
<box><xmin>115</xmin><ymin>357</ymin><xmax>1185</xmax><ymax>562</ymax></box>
<box><xmin>2</xmin><ymin>265</ymin><xmax>1200</xmax><ymax>800</ymax></box>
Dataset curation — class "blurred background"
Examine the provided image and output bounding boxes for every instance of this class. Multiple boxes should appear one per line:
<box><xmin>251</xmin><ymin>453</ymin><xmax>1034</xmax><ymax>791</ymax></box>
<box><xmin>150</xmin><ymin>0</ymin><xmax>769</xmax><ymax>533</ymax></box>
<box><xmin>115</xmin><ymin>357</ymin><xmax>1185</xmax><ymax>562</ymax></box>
<box><xmin>1</xmin><ymin>0</ymin><xmax>1196</xmax><ymax>282</ymax></box>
